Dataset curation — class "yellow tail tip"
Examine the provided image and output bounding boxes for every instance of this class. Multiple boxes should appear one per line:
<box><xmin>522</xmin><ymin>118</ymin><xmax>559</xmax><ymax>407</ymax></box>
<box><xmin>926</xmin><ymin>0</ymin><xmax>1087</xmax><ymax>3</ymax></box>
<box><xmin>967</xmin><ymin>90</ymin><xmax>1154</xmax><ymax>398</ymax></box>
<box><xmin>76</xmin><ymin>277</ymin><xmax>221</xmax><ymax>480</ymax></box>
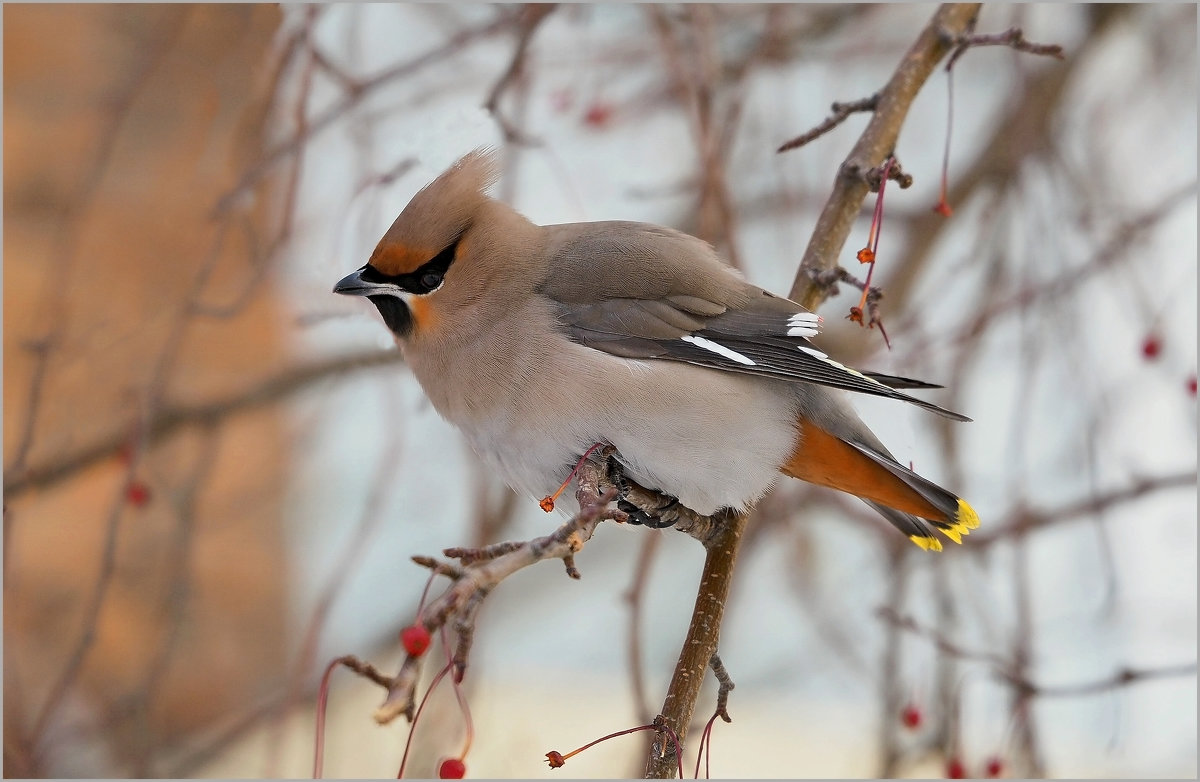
<box><xmin>956</xmin><ymin>498</ymin><xmax>981</xmax><ymax>531</ymax></box>
<box><xmin>909</xmin><ymin>534</ymin><xmax>943</xmax><ymax>552</ymax></box>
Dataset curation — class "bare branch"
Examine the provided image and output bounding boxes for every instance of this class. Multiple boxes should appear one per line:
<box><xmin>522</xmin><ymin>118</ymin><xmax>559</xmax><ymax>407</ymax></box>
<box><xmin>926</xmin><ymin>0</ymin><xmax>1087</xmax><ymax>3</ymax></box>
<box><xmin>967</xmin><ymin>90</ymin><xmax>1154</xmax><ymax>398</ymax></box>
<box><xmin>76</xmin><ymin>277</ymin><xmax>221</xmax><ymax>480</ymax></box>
<box><xmin>946</xmin><ymin>26</ymin><xmax>1066</xmax><ymax>72</ymax></box>
<box><xmin>211</xmin><ymin>12</ymin><xmax>515</xmax><ymax>218</ymax></box>
<box><xmin>776</xmin><ymin>93</ymin><xmax>879</xmax><ymax>153</ymax></box>
<box><xmin>4</xmin><ymin>349</ymin><xmax>403</xmax><ymax>497</ymax></box>
<box><xmin>1002</xmin><ymin>663</ymin><xmax>1197</xmax><ymax>698</ymax></box>
<box><xmin>484</xmin><ymin>4</ymin><xmax>556</xmax><ymax>145</ymax></box>
<box><xmin>372</xmin><ymin>459</ymin><xmax>627</xmax><ymax>725</ymax></box>
<box><xmin>644</xmin><ymin>8</ymin><xmax>985</xmax><ymax>777</ymax></box>
<box><xmin>968</xmin><ymin>472</ymin><xmax>1197</xmax><ymax>550</ymax></box>
<box><xmin>787</xmin><ymin>3</ymin><xmax>981</xmax><ymax>311</ymax></box>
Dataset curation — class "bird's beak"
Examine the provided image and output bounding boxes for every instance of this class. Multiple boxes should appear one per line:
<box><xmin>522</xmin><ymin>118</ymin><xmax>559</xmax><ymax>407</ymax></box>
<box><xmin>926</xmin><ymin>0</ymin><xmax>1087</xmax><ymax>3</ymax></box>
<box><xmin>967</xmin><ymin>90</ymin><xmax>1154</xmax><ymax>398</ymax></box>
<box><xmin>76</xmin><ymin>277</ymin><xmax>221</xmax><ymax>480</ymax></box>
<box><xmin>333</xmin><ymin>267</ymin><xmax>378</xmax><ymax>297</ymax></box>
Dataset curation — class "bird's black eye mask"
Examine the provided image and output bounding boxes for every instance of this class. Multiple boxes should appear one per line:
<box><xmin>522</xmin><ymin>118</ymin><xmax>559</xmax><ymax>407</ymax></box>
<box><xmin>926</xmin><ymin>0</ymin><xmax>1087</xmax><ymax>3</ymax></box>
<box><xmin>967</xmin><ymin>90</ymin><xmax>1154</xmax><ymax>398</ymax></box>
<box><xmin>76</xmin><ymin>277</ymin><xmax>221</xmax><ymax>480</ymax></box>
<box><xmin>363</xmin><ymin>239</ymin><xmax>459</xmax><ymax>295</ymax></box>
<box><xmin>362</xmin><ymin>239</ymin><xmax>458</xmax><ymax>338</ymax></box>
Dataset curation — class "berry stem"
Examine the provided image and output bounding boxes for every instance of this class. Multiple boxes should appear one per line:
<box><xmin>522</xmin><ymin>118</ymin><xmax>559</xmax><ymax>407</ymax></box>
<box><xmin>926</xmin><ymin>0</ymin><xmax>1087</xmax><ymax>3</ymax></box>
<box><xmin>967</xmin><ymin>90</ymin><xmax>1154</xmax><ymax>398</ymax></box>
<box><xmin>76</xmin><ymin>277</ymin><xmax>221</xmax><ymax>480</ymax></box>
<box><xmin>855</xmin><ymin>156</ymin><xmax>894</xmax><ymax>314</ymax></box>
<box><xmin>398</xmin><ymin>662</ymin><xmax>453</xmax><ymax>778</ymax></box>
<box><xmin>443</xmin><ymin>627</ymin><xmax>474</xmax><ymax>759</ymax></box>
<box><xmin>540</xmin><ymin>442</ymin><xmax>605</xmax><ymax>512</ymax></box>
<box><xmin>693</xmin><ymin>711</ymin><xmax>720</xmax><ymax>779</ymax></box>
<box><xmin>934</xmin><ymin>67</ymin><xmax>954</xmax><ymax>215</ymax></box>
<box><xmin>312</xmin><ymin>658</ymin><xmax>343</xmax><ymax>779</ymax></box>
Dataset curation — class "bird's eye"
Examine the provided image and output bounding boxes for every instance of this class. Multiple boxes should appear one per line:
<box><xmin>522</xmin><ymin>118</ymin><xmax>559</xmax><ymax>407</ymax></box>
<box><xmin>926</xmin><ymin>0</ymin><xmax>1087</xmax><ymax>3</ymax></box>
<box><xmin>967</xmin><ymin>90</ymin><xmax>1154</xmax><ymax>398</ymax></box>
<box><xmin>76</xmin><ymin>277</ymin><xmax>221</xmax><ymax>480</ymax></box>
<box><xmin>420</xmin><ymin>271</ymin><xmax>443</xmax><ymax>291</ymax></box>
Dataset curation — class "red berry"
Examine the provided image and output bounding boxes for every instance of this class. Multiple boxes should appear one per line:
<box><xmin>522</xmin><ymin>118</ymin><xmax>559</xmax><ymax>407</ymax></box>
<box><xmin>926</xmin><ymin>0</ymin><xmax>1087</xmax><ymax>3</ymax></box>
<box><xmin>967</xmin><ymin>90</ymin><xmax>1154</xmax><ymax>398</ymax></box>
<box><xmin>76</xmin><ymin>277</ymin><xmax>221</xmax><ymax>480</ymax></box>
<box><xmin>583</xmin><ymin>102</ymin><xmax>613</xmax><ymax>128</ymax></box>
<box><xmin>1142</xmin><ymin>334</ymin><xmax>1162</xmax><ymax>360</ymax></box>
<box><xmin>126</xmin><ymin>481</ymin><xmax>151</xmax><ymax>507</ymax></box>
<box><xmin>946</xmin><ymin>757</ymin><xmax>966</xmax><ymax>779</ymax></box>
<box><xmin>401</xmin><ymin>624</ymin><xmax>431</xmax><ymax>657</ymax></box>
<box><xmin>900</xmin><ymin>704</ymin><xmax>922</xmax><ymax>730</ymax></box>
<box><xmin>438</xmin><ymin>757</ymin><xmax>466</xmax><ymax>779</ymax></box>
<box><xmin>985</xmin><ymin>756</ymin><xmax>1004</xmax><ymax>777</ymax></box>
<box><xmin>1187</xmin><ymin>375</ymin><xmax>1197</xmax><ymax>396</ymax></box>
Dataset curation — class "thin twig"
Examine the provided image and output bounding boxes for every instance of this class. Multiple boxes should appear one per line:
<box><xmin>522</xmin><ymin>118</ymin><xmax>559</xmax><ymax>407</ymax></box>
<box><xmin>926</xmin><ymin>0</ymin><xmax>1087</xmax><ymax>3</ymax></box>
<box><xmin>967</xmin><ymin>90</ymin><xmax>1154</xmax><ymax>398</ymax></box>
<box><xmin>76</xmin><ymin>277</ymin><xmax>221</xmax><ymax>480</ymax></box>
<box><xmin>483</xmin><ymin>3</ymin><xmax>556</xmax><ymax>144</ymax></box>
<box><xmin>211</xmin><ymin>11</ymin><xmax>515</xmax><ymax>218</ymax></box>
<box><xmin>777</xmin><ymin>94</ymin><xmax>879</xmax><ymax>153</ymax></box>
<box><xmin>1001</xmin><ymin>663</ymin><xmax>1197</xmax><ymax>698</ymax></box>
<box><xmin>708</xmin><ymin>653</ymin><xmax>735</xmax><ymax>723</ymax></box>
<box><xmin>373</xmin><ymin>459</ymin><xmax>628</xmax><ymax>725</ymax></box>
<box><xmin>946</xmin><ymin>26</ymin><xmax>1065</xmax><ymax>72</ymax></box>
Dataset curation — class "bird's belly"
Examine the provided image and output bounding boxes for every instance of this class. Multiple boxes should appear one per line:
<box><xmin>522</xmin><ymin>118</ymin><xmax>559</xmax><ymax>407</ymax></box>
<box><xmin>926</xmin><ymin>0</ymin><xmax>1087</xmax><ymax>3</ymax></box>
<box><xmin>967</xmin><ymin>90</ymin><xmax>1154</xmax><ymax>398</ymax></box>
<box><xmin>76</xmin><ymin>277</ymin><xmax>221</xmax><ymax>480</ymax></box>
<box><xmin>453</xmin><ymin>349</ymin><xmax>801</xmax><ymax>517</ymax></box>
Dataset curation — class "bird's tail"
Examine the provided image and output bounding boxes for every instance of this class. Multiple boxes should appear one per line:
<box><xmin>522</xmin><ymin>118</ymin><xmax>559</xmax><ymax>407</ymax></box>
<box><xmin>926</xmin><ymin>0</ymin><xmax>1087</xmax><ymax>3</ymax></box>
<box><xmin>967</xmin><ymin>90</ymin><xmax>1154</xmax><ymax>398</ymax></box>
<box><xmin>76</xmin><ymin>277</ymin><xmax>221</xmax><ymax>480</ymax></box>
<box><xmin>782</xmin><ymin>418</ymin><xmax>979</xmax><ymax>550</ymax></box>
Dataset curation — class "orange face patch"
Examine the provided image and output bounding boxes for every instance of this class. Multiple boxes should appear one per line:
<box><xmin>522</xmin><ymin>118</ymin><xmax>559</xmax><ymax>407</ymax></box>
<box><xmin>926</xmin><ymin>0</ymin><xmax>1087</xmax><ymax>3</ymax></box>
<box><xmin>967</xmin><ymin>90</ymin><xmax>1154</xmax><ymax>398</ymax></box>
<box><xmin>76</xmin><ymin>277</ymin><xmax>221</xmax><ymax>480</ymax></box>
<box><xmin>369</xmin><ymin>241</ymin><xmax>434</xmax><ymax>275</ymax></box>
<box><xmin>407</xmin><ymin>295</ymin><xmax>437</xmax><ymax>333</ymax></box>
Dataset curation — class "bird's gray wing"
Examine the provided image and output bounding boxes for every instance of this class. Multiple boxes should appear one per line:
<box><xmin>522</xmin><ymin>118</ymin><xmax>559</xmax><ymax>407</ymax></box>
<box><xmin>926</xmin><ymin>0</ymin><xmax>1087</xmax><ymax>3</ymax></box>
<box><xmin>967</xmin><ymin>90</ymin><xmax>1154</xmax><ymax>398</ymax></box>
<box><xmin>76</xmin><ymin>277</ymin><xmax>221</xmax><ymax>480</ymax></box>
<box><xmin>539</xmin><ymin>223</ymin><xmax>969</xmax><ymax>421</ymax></box>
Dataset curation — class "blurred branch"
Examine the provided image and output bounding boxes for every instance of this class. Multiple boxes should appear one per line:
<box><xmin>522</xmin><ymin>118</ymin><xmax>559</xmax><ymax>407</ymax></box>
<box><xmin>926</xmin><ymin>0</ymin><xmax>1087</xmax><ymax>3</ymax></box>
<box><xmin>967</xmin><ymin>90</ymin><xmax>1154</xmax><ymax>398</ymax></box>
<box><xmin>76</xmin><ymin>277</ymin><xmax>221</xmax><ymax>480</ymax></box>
<box><xmin>880</xmin><ymin>606</ymin><xmax>1198</xmax><ymax>697</ymax></box>
<box><xmin>266</xmin><ymin>426</ymin><xmax>403</xmax><ymax>775</ymax></box>
<box><xmin>4</xmin><ymin>349</ymin><xmax>403</xmax><ymax>497</ymax></box>
<box><xmin>1001</xmin><ymin>663</ymin><xmax>1198</xmax><ymax>698</ymax></box>
<box><xmin>877</xmin><ymin>542</ymin><xmax>913</xmax><ymax>777</ymax></box>
<box><xmin>876</xmin><ymin>6</ymin><xmax>1129</xmax><ymax>322</ymax></box>
<box><xmin>968</xmin><ymin>471</ymin><xmax>1197</xmax><ymax>549</ymax></box>
<box><xmin>7</xmin><ymin>13</ymin><xmax>186</xmax><ymax>480</ymax></box>
<box><xmin>649</xmin><ymin>6</ymin><xmax>744</xmax><ymax>267</ymax></box>
<box><xmin>212</xmin><ymin>11</ymin><xmax>515</xmax><ymax>218</ymax></box>
<box><xmin>949</xmin><ymin>180</ymin><xmax>1198</xmax><ymax>349</ymax></box>
<box><xmin>484</xmin><ymin>3</ymin><xmax>556</xmax><ymax>144</ymax></box>
<box><xmin>625</xmin><ymin>533</ymin><xmax>662</xmax><ymax>727</ymax></box>
<box><xmin>130</xmin><ymin>427</ymin><xmax>220</xmax><ymax>777</ymax></box>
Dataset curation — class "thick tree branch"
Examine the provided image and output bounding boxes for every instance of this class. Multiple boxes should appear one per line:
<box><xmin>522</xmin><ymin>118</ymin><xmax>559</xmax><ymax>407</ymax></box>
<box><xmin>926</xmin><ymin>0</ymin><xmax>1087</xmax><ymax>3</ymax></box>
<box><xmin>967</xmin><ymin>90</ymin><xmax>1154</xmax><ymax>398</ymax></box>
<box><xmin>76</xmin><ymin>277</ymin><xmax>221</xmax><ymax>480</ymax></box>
<box><xmin>787</xmin><ymin>3</ymin><xmax>981</xmax><ymax>311</ymax></box>
<box><xmin>641</xmin><ymin>7</ymin><xmax>988</xmax><ymax>778</ymax></box>
<box><xmin>644</xmin><ymin>510</ymin><xmax>745</xmax><ymax>778</ymax></box>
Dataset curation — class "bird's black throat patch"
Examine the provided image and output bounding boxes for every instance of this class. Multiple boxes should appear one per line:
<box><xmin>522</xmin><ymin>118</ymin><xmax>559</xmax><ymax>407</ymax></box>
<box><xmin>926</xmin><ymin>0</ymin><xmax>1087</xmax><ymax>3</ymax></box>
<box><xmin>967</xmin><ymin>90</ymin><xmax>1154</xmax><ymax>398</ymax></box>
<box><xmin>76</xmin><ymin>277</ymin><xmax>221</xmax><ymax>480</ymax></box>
<box><xmin>368</xmin><ymin>295</ymin><xmax>413</xmax><ymax>338</ymax></box>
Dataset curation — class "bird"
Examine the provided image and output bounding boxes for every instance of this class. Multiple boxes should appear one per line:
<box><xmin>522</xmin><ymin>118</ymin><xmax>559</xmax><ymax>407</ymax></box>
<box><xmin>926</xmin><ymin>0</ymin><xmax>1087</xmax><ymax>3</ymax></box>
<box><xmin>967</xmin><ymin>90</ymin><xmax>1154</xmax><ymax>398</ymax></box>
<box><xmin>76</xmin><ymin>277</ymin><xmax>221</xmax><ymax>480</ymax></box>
<box><xmin>333</xmin><ymin>149</ymin><xmax>978</xmax><ymax>551</ymax></box>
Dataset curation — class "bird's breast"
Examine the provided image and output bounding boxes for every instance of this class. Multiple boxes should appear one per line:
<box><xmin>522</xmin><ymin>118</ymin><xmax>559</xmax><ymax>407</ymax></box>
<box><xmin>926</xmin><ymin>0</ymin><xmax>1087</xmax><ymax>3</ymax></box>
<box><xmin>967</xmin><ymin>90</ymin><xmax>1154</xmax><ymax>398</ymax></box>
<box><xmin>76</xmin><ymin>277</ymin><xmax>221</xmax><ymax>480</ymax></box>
<box><xmin>403</xmin><ymin>304</ymin><xmax>802</xmax><ymax>516</ymax></box>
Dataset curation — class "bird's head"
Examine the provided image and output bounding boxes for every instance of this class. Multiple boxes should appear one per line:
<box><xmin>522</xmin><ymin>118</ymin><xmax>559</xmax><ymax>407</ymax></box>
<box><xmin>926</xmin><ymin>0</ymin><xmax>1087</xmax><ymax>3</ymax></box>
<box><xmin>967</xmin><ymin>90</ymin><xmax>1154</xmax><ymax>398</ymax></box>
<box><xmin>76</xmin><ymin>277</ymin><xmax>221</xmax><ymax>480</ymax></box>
<box><xmin>334</xmin><ymin>148</ymin><xmax>531</xmax><ymax>341</ymax></box>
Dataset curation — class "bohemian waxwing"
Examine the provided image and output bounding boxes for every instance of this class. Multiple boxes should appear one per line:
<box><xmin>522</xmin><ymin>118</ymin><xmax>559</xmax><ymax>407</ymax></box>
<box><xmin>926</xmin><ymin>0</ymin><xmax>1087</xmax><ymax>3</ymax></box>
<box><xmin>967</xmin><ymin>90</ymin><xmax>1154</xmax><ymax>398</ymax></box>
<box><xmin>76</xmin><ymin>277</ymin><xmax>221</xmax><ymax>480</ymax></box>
<box><xmin>334</xmin><ymin>149</ymin><xmax>979</xmax><ymax>550</ymax></box>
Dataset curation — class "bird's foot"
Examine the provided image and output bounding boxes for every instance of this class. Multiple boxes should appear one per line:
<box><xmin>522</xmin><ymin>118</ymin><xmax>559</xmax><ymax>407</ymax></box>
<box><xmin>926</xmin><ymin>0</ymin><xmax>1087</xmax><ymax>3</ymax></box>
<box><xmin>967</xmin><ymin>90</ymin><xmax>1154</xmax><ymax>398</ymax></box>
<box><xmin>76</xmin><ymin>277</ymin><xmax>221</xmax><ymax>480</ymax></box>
<box><xmin>604</xmin><ymin>453</ymin><xmax>680</xmax><ymax>528</ymax></box>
